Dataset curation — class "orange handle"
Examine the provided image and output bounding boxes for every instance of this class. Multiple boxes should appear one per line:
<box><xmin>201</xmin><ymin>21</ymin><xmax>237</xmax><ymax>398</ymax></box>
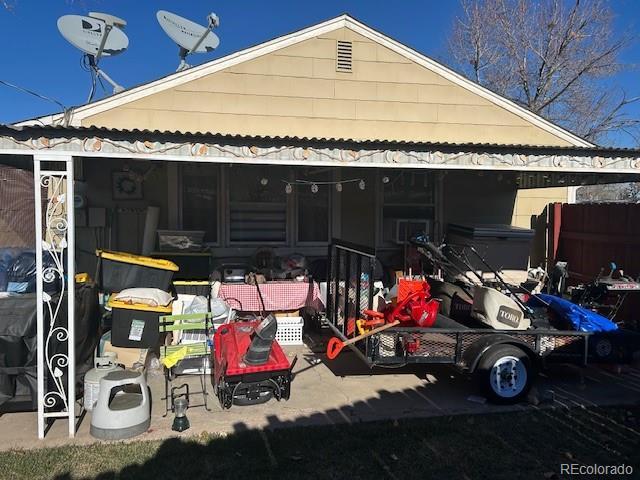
<box><xmin>326</xmin><ymin>337</ymin><xmax>344</xmax><ymax>360</ymax></box>
<box><xmin>326</xmin><ymin>320</ymin><xmax>400</xmax><ymax>360</ymax></box>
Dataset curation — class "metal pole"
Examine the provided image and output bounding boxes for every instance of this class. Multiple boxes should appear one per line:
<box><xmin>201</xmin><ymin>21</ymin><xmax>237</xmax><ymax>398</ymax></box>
<box><xmin>65</xmin><ymin>158</ymin><xmax>76</xmax><ymax>438</ymax></box>
<box><xmin>94</xmin><ymin>68</ymin><xmax>125</xmax><ymax>94</ymax></box>
<box><xmin>94</xmin><ymin>24</ymin><xmax>112</xmax><ymax>65</ymax></box>
<box><xmin>33</xmin><ymin>157</ymin><xmax>45</xmax><ymax>439</ymax></box>
<box><xmin>189</xmin><ymin>26</ymin><xmax>213</xmax><ymax>56</ymax></box>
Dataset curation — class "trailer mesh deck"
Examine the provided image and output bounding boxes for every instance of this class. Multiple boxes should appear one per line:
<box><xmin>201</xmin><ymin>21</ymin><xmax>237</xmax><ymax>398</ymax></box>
<box><xmin>368</xmin><ymin>329</ymin><xmax>586</xmax><ymax>366</ymax></box>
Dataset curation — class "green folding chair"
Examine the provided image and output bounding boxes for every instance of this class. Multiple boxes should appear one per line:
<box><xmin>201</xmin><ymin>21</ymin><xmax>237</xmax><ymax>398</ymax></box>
<box><xmin>159</xmin><ymin>312</ymin><xmax>213</xmax><ymax>415</ymax></box>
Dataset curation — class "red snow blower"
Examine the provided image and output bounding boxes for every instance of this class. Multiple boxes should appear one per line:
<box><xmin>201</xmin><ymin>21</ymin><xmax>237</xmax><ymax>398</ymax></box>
<box><xmin>212</xmin><ymin>275</ymin><xmax>296</xmax><ymax>409</ymax></box>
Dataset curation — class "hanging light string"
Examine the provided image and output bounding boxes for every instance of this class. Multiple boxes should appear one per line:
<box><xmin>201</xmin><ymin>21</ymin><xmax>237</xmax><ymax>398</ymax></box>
<box><xmin>280</xmin><ymin>178</ymin><xmax>366</xmax><ymax>193</ymax></box>
<box><xmin>284</xmin><ymin>178</ymin><xmax>363</xmax><ymax>186</ymax></box>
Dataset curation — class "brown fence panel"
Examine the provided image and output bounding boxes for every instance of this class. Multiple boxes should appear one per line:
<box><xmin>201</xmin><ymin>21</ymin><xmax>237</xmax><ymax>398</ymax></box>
<box><xmin>555</xmin><ymin>202</ymin><xmax>640</xmax><ymax>326</ymax></box>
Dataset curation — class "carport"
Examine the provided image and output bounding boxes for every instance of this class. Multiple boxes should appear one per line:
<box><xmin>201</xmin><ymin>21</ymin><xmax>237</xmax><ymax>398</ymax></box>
<box><xmin>1</xmin><ymin>123</ymin><xmax>639</xmax><ymax>438</ymax></box>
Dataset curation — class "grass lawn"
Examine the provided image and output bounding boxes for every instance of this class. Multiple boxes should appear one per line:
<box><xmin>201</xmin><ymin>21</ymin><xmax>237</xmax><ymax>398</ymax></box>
<box><xmin>2</xmin><ymin>405</ymin><xmax>638</xmax><ymax>480</ymax></box>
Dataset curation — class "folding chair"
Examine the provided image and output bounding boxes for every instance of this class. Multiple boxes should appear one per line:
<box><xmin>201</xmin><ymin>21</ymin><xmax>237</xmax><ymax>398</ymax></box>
<box><xmin>159</xmin><ymin>312</ymin><xmax>213</xmax><ymax>415</ymax></box>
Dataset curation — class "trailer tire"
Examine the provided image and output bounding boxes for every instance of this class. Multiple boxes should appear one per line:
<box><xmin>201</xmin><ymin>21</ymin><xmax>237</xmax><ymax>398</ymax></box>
<box><xmin>477</xmin><ymin>345</ymin><xmax>532</xmax><ymax>404</ymax></box>
<box><xmin>591</xmin><ymin>336</ymin><xmax>615</xmax><ymax>362</ymax></box>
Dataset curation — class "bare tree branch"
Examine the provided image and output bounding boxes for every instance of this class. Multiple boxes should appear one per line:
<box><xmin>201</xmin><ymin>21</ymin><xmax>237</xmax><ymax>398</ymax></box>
<box><xmin>448</xmin><ymin>0</ymin><xmax>639</xmax><ymax>145</ymax></box>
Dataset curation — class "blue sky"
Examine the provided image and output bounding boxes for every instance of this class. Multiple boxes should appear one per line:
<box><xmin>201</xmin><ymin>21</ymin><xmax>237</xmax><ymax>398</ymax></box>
<box><xmin>0</xmin><ymin>0</ymin><xmax>638</xmax><ymax>146</ymax></box>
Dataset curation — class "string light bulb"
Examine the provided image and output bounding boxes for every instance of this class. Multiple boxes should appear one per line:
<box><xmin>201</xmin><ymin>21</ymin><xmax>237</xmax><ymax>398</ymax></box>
<box><xmin>260</xmin><ymin>177</ymin><xmax>269</xmax><ymax>186</ymax></box>
<box><xmin>311</xmin><ymin>183</ymin><xmax>318</xmax><ymax>193</ymax></box>
<box><xmin>285</xmin><ymin>183</ymin><xmax>292</xmax><ymax>194</ymax></box>
<box><xmin>358</xmin><ymin>179</ymin><xmax>366</xmax><ymax>190</ymax></box>
<box><xmin>382</xmin><ymin>176</ymin><xmax>390</xmax><ymax>184</ymax></box>
<box><xmin>335</xmin><ymin>182</ymin><xmax>342</xmax><ymax>192</ymax></box>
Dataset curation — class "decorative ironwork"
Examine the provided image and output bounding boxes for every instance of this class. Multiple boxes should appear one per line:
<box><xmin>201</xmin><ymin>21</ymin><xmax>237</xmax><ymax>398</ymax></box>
<box><xmin>34</xmin><ymin>156</ymin><xmax>75</xmax><ymax>439</ymax></box>
<box><xmin>40</xmin><ymin>175</ymin><xmax>69</xmax><ymax>413</ymax></box>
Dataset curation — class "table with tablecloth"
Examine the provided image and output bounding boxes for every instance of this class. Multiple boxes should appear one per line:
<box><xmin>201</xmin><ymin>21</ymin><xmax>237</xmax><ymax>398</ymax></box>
<box><xmin>215</xmin><ymin>280</ymin><xmax>323</xmax><ymax>312</ymax></box>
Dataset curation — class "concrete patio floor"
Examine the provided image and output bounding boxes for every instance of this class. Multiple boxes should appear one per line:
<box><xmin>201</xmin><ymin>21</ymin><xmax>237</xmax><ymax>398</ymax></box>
<box><xmin>2</xmin><ymin>336</ymin><xmax>640</xmax><ymax>451</ymax></box>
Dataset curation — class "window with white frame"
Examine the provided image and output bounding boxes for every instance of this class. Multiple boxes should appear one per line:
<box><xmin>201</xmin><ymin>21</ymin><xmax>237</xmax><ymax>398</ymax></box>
<box><xmin>380</xmin><ymin>171</ymin><xmax>435</xmax><ymax>244</ymax></box>
<box><xmin>181</xmin><ymin>164</ymin><xmax>219</xmax><ymax>243</ymax></box>
<box><xmin>178</xmin><ymin>164</ymin><xmax>334</xmax><ymax>247</ymax></box>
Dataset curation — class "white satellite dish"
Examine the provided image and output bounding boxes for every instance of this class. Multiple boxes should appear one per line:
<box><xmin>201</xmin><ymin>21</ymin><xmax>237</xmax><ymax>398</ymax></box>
<box><xmin>157</xmin><ymin>10</ymin><xmax>220</xmax><ymax>72</ymax></box>
<box><xmin>57</xmin><ymin>13</ymin><xmax>129</xmax><ymax>100</ymax></box>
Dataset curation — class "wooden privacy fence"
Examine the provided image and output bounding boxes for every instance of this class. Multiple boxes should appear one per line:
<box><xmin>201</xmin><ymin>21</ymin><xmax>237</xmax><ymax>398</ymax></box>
<box><xmin>550</xmin><ymin>202</ymin><xmax>640</xmax><ymax>326</ymax></box>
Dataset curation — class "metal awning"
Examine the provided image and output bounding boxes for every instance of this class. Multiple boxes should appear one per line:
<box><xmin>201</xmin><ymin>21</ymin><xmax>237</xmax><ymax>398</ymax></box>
<box><xmin>1</xmin><ymin>125</ymin><xmax>639</xmax><ymax>181</ymax></box>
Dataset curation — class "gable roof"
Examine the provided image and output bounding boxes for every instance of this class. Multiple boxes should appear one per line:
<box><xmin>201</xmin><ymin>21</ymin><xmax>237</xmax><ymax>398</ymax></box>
<box><xmin>19</xmin><ymin>14</ymin><xmax>593</xmax><ymax>148</ymax></box>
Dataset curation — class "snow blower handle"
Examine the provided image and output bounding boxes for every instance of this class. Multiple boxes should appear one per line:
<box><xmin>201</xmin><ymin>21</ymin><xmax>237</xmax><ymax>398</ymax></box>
<box><xmin>250</xmin><ymin>272</ymin><xmax>268</xmax><ymax>317</ymax></box>
<box><xmin>326</xmin><ymin>320</ymin><xmax>400</xmax><ymax>360</ymax></box>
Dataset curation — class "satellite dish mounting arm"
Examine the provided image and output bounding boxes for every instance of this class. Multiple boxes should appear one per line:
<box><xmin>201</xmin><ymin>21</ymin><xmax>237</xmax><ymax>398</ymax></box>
<box><xmin>93</xmin><ymin>23</ymin><xmax>111</xmax><ymax>65</ymax></box>
<box><xmin>87</xmin><ymin>55</ymin><xmax>125</xmax><ymax>98</ymax></box>
<box><xmin>176</xmin><ymin>12</ymin><xmax>219</xmax><ymax>72</ymax></box>
<box><xmin>86</xmin><ymin>13</ymin><xmax>127</xmax><ymax>99</ymax></box>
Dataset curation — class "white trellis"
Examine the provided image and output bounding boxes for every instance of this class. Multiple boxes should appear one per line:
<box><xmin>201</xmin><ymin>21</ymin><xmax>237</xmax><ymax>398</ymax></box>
<box><xmin>33</xmin><ymin>155</ymin><xmax>75</xmax><ymax>439</ymax></box>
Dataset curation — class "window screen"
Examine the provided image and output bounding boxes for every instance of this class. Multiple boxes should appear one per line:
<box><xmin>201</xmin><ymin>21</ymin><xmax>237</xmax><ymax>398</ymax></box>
<box><xmin>297</xmin><ymin>170</ymin><xmax>330</xmax><ymax>243</ymax></box>
<box><xmin>228</xmin><ymin>166</ymin><xmax>287</xmax><ymax>243</ymax></box>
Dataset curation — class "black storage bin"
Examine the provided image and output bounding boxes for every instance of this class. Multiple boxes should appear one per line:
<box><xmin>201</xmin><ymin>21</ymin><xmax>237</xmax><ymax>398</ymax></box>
<box><xmin>173</xmin><ymin>280</ymin><xmax>211</xmax><ymax>297</ymax></box>
<box><xmin>108</xmin><ymin>298</ymin><xmax>172</xmax><ymax>348</ymax></box>
<box><xmin>96</xmin><ymin>250</ymin><xmax>178</xmax><ymax>293</ymax></box>
<box><xmin>446</xmin><ymin>223</ymin><xmax>535</xmax><ymax>271</ymax></box>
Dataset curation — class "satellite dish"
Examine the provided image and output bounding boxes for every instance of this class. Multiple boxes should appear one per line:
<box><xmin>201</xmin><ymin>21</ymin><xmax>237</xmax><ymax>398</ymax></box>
<box><xmin>57</xmin><ymin>15</ymin><xmax>128</xmax><ymax>57</ymax></box>
<box><xmin>157</xmin><ymin>10</ymin><xmax>220</xmax><ymax>72</ymax></box>
<box><xmin>57</xmin><ymin>13</ymin><xmax>128</xmax><ymax>101</ymax></box>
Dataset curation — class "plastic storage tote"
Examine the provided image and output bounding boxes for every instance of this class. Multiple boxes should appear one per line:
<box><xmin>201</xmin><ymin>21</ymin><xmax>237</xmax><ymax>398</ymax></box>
<box><xmin>173</xmin><ymin>280</ymin><xmax>211</xmax><ymax>297</ymax></box>
<box><xmin>96</xmin><ymin>250</ymin><xmax>178</xmax><ymax>293</ymax></box>
<box><xmin>108</xmin><ymin>297</ymin><xmax>173</xmax><ymax>348</ymax></box>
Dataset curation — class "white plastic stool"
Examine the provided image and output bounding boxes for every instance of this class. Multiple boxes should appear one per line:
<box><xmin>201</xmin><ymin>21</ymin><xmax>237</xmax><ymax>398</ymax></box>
<box><xmin>90</xmin><ymin>369</ymin><xmax>151</xmax><ymax>440</ymax></box>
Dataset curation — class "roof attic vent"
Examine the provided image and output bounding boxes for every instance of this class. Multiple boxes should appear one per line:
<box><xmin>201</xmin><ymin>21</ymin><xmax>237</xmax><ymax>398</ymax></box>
<box><xmin>336</xmin><ymin>40</ymin><xmax>353</xmax><ymax>72</ymax></box>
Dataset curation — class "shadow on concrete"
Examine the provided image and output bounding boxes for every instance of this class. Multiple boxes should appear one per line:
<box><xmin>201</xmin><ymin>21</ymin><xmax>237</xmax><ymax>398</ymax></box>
<box><xmin>43</xmin><ymin>331</ymin><xmax>640</xmax><ymax>479</ymax></box>
<box><xmin>47</xmin><ymin>386</ymin><xmax>640</xmax><ymax>480</ymax></box>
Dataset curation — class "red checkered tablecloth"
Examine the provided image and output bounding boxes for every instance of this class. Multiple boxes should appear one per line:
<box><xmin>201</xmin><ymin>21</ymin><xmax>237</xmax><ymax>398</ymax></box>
<box><xmin>217</xmin><ymin>281</ymin><xmax>322</xmax><ymax>312</ymax></box>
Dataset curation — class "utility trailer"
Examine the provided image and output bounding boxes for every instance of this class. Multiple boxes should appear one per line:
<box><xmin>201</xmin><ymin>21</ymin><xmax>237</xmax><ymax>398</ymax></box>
<box><xmin>325</xmin><ymin>240</ymin><xmax>624</xmax><ymax>404</ymax></box>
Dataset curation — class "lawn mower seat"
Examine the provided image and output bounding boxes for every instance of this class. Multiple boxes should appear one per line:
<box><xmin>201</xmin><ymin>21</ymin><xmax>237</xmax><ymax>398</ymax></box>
<box><xmin>244</xmin><ymin>314</ymin><xmax>278</xmax><ymax>365</ymax></box>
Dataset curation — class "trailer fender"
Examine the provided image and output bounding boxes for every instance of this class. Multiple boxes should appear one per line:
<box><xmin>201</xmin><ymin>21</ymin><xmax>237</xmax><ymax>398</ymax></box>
<box><xmin>463</xmin><ymin>334</ymin><xmax>538</xmax><ymax>373</ymax></box>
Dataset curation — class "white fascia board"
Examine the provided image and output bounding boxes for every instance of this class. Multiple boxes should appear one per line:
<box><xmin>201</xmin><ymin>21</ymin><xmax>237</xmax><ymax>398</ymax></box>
<box><xmin>2</xmin><ymin>147</ymin><xmax>637</xmax><ymax>175</ymax></box>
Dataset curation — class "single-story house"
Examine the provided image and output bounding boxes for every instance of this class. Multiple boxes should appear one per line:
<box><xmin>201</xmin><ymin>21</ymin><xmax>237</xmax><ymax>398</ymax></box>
<box><xmin>1</xmin><ymin>14</ymin><xmax>639</xmax><ymax>438</ymax></box>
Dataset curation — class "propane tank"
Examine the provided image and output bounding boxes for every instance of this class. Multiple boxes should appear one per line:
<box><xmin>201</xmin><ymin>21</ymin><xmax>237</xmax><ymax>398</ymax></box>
<box><xmin>83</xmin><ymin>352</ymin><xmax>123</xmax><ymax>411</ymax></box>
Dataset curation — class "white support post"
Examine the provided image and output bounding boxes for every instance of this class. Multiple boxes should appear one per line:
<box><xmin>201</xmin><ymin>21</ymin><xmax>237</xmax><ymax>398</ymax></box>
<box><xmin>65</xmin><ymin>157</ymin><xmax>76</xmax><ymax>438</ymax></box>
<box><xmin>33</xmin><ymin>154</ymin><xmax>76</xmax><ymax>439</ymax></box>
<box><xmin>33</xmin><ymin>157</ymin><xmax>45</xmax><ymax>439</ymax></box>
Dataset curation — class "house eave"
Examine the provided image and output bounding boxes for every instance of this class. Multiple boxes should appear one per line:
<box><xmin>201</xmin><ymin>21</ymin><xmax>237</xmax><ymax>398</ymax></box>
<box><xmin>0</xmin><ymin>125</ymin><xmax>637</xmax><ymax>175</ymax></box>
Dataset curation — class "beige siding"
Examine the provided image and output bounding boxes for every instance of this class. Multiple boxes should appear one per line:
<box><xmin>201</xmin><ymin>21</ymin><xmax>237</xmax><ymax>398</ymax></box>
<box><xmin>512</xmin><ymin>187</ymin><xmax>568</xmax><ymax>228</ymax></box>
<box><xmin>82</xmin><ymin>27</ymin><xmax>572</xmax><ymax>147</ymax></box>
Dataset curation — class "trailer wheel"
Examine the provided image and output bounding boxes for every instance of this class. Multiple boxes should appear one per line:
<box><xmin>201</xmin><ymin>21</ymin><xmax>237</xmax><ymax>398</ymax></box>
<box><xmin>477</xmin><ymin>345</ymin><xmax>532</xmax><ymax>404</ymax></box>
<box><xmin>592</xmin><ymin>336</ymin><xmax>614</xmax><ymax>362</ymax></box>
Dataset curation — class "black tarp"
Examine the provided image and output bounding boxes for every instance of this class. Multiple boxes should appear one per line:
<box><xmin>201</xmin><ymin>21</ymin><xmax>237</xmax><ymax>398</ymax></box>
<box><xmin>0</xmin><ymin>284</ymin><xmax>99</xmax><ymax>412</ymax></box>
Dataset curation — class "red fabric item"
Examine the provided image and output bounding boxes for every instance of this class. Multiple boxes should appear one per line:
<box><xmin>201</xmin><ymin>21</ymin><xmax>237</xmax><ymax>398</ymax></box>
<box><xmin>218</xmin><ymin>281</ymin><xmax>321</xmax><ymax>312</ymax></box>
